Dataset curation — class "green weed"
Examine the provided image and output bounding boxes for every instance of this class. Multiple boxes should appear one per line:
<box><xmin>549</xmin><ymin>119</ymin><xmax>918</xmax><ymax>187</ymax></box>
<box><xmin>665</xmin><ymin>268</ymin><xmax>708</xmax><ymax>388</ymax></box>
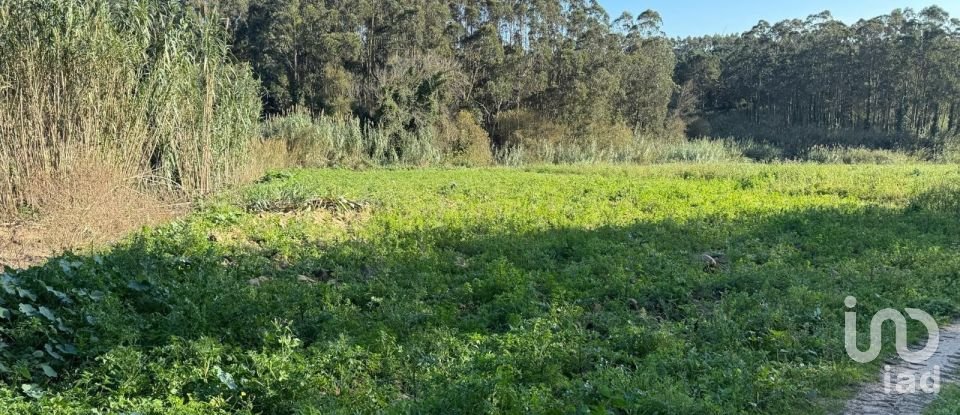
<box><xmin>2</xmin><ymin>165</ymin><xmax>960</xmax><ymax>413</ymax></box>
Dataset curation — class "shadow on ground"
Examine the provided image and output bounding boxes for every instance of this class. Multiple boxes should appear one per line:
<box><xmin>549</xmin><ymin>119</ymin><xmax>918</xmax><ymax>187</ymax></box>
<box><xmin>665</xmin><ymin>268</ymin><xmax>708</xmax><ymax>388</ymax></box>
<box><xmin>5</xmin><ymin>186</ymin><xmax>960</xmax><ymax>413</ymax></box>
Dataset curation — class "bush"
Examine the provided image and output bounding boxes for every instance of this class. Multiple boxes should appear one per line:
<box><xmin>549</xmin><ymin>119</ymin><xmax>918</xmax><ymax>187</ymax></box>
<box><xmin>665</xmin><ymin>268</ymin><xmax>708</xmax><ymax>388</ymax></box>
<box><xmin>651</xmin><ymin>139</ymin><xmax>746</xmax><ymax>163</ymax></box>
<box><xmin>438</xmin><ymin>111</ymin><xmax>494</xmax><ymax>166</ymax></box>
<box><xmin>739</xmin><ymin>140</ymin><xmax>785</xmax><ymax>162</ymax></box>
<box><xmin>493</xmin><ymin>110</ymin><xmax>651</xmax><ymax>164</ymax></box>
<box><xmin>261</xmin><ymin>110</ymin><xmax>367</xmax><ymax>168</ymax></box>
<box><xmin>936</xmin><ymin>138</ymin><xmax>960</xmax><ymax>163</ymax></box>
<box><xmin>493</xmin><ymin>109</ymin><xmax>571</xmax><ymax>150</ymax></box>
<box><xmin>685</xmin><ymin>117</ymin><xmax>712</xmax><ymax>138</ymax></box>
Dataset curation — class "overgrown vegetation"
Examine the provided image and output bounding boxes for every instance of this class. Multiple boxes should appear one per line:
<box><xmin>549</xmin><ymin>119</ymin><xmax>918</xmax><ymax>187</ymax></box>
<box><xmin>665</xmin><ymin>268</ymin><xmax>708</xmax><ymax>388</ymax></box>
<box><xmin>225</xmin><ymin>1</ymin><xmax>681</xmax><ymax>155</ymax></box>
<box><xmin>259</xmin><ymin>109</ymin><xmax>754</xmax><ymax>166</ymax></box>
<box><xmin>1</xmin><ymin>165</ymin><xmax>960</xmax><ymax>413</ymax></box>
<box><xmin>217</xmin><ymin>1</ymin><xmax>960</xmax><ymax>160</ymax></box>
<box><xmin>928</xmin><ymin>385</ymin><xmax>960</xmax><ymax>414</ymax></box>
<box><xmin>258</xmin><ymin>110</ymin><xmax>936</xmax><ymax>166</ymax></box>
<box><xmin>0</xmin><ymin>0</ymin><xmax>261</xmax><ymax>216</ymax></box>
<box><xmin>4</xmin><ymin>3</ymin><xmax>960</xmax><ymax>411</ymax></box>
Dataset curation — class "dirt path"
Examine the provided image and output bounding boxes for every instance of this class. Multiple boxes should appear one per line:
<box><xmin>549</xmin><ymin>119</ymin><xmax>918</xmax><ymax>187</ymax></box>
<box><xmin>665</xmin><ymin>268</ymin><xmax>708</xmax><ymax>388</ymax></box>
<box><xmin>844</xmin><ymin>324</ymin><xmax>960</xmax><ymax>415</ymax></box>
<box><xmin>0</xmin><ymin>222</ymin><xmax>52</xmax><ymax>272</ymax></box>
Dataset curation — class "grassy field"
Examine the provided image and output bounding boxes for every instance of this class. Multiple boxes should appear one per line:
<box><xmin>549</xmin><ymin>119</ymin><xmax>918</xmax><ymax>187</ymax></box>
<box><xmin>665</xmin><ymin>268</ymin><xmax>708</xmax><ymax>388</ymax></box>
<box><xmin>2</xmin><ymin>164</ymin><xmax>960</xmax><ymax>414</ymax></box>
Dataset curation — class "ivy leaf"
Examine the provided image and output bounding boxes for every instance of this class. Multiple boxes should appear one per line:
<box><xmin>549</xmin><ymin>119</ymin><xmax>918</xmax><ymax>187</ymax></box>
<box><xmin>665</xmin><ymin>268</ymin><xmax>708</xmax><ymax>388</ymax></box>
<box><xmin>215</xmin><ymin>366</ymin><xmax>238</xmax><ymax>390</ymax></box>
<box><xmin>16</xmin><ymin>288</ymin><xmax>36</xmax><ymax>301</ymax></box>
<box><xmin>40</xmin><ymin>364</ymin><xmax>57</xmax><ymax>378</ymax></box>
<box><xmin>58</xmin><ymin>259</ymin><xmax>71</xmax><ymax>274</ymax></box>
<box><xmin>1</xmin><ymin>274</ymin><xmax>16</xmax><ymax>295</ymax></box>
<box><xmin>56</xmin><ymin>343</ymin><xmax>78</xmax><ymax>355</ymax></box>
<box><xmin>57</xmin><ymin>259</ymin><xmax>81</xmax><ymax>274</ymax></box>
<box><xmin>38</xmin><ymin>306</ymin><xmax>56</xmax><ymax>322</ymax></box>
<box><xmin>18</xmin><ymin>304</ymin><xmax>37</xmax><ymax>316</ymax></box>
<box><xmin>45</xmin><ymin>286</ymin><xmax>72</xmax><ymax>305</ymax></box>
<box><xmin>45</xmin><ymin>344</ymin><xmax>63</xmax><ymax>361</ymax></box>
<box><xmin>21</xmin><ymin>384</ymin><xmax>43</xmax><ymax>399</ymax></box>
<box><xmin>0</xmin><ymin>307</ymin><xmax>10</xmax><ymax>319</ymax></box>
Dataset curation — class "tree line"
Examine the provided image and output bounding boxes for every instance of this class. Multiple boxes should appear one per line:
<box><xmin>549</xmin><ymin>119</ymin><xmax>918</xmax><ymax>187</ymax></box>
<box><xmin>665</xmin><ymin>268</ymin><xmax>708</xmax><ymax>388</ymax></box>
<box><xmin>218</xmin><ymin>1</ymin><xmax>960</xmax><ymax>154</ymax></box>
<box><xmin>676</xmin><ymin>7</ymin><xmax>960</xmax><ymax>151</ymax></box>
<box><xmin>220</xmin><ymin>0</ymin><xmax>676</xmax><ymax>155</ymax></box>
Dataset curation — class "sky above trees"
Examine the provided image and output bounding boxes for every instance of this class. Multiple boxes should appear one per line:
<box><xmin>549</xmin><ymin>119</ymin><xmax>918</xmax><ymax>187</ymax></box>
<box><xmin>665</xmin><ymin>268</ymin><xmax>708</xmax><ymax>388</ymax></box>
<box><xmin>601</xmin><ymin>0</ymin><xmax>960</xmax><ymax>37</ymax></box>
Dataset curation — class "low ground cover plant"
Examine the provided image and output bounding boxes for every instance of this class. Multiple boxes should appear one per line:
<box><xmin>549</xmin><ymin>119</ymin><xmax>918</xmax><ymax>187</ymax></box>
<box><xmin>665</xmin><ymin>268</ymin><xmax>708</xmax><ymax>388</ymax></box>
<box><xmin>0</xmin><ymin>165</ymin><xmax>959</xmax><ymax>413</ymax></box>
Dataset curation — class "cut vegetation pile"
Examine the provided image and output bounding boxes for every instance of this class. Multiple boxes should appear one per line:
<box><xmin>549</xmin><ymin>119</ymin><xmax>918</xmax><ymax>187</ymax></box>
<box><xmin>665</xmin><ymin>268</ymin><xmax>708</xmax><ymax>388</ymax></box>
<box><xmin>2</xmin><ymin>165</ymin><xmax>960</xmax><ymax>413</ymax></box>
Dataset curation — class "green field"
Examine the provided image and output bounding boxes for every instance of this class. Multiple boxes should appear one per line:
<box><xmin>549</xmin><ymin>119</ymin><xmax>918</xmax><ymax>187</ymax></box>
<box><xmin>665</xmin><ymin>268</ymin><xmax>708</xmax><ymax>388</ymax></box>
<box><xmin>3</xmin><ymin>164</ymin><xmax>960</xmax><ymax>414</ymax></box>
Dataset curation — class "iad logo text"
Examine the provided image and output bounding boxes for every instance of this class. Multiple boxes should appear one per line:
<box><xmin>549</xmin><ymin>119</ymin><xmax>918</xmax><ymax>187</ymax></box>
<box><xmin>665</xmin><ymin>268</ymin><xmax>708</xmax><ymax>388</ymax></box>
<box><xmin>844</xmin><ymin>296</ymin><xmax>941</xmax><ymax>394</ymax></box>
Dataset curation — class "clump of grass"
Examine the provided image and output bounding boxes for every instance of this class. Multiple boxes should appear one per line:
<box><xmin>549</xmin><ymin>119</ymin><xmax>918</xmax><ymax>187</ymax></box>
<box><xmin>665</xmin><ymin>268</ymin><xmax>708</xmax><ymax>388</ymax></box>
<box><xmin>261</xmin><ymin>109</ymin><xmax>368</xmax><ymax>168</ymax></box>
<box><xmin>927</xmin><ymin>385</ymin><xmax>960</xmax><ymax>414</ymax></box>
<box><xmin>491</xmin><ymin>135</ymin><xmax>748</xmax><ymax>165</ymax></box>
<box><xmin>646</xmin><ymin>138</ymin><xmax>747</xmax><ymax>163</ymax></box>
<box><xmin>262</xmin><ymin>109</ymin><xmax>450</xmax><ymax>168</ymax></box>
<box><xmin>435</xmin><ymin>111</ymin><xmax>494</xmax><ymax>166</ymax></box>
<box><xmin>0</xmin><ymin>0</ymin><xmax>261</xmax><ymax>217</ymax></box>
<box><xmin>803</xmin><ymin>145</ymin><xmax>919</xmax><ymax>164</ymax></box>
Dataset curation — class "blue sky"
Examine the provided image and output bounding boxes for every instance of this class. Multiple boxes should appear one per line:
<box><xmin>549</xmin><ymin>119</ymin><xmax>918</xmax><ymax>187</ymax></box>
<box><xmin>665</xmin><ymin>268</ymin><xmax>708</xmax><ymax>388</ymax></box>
<box><xmin>599</xmin><ymin>1</ymin><xmax>960</xmax><ymax>37</ymax></box>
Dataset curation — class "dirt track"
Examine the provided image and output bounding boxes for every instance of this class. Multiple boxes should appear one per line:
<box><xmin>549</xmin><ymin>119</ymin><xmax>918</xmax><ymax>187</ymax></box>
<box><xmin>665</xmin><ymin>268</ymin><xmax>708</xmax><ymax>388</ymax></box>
<box><xmin>844</xmin><ymin>324</ymin><xmax>960</xmax><ymax>415</ymax></box>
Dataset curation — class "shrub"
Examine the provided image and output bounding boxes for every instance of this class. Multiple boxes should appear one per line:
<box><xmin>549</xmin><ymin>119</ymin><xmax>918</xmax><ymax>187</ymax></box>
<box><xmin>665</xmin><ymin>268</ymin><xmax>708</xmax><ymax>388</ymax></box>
<box><xmin>438</xmin><ymin>111</ymin><xmax>494</xmax><ymax>166</ymax></box>
<box><xmin>261</xmin><ymin>110</ymin><xmax>367</xmax><ymax>168</ymax></box>
<box><xmin>936</xmin><ymin>138</ymin><xmax>960</xmax><ymax>163</ymax></box>
<box><xmin>493</xmin><ymin>110</ymin><xmax>648</xmax><ymax>164</ymax></box>
<box><xmin>739</xmin><ymin>140</ymin><xmax>785</xmax><ymax>162</ymax></box>
<box><xmin>493</xmin><ymin>110</ymin><xmax>571</xmax><ymax>150</ymax></box>
<box><xmin>685</xmin><ymin>117</ymin><xmax>712</xmax><ymax>138</ymax></box>
<box><xmin>653</xmin><ymin>139</ymin><xmax>746</xmax><ymax>163</ymax></box>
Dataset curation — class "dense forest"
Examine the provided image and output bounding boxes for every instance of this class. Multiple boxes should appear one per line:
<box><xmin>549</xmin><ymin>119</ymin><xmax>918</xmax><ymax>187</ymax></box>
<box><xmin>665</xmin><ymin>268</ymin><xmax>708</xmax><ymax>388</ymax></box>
<box><xmin>219</xmin><ymin>1</ymin><xmax>960</xmax><ymax>155</ymax></box>
<box><xmin>221</xmin><ymin>0</ymin><xmax>675</xmax><ymax>160</ymax></box>
<box><xmin>676</xmin><ymin>7</ymin><xmax>960</xmax><ymax>152</ymax></box>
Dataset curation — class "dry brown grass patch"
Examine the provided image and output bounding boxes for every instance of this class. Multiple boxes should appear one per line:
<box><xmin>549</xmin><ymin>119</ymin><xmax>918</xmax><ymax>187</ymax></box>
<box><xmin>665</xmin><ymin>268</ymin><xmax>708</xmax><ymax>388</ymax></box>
<box><xmin>0</xmin><ymin>162</ymin><xmax>183</xmax><ymax>271</ymax></box>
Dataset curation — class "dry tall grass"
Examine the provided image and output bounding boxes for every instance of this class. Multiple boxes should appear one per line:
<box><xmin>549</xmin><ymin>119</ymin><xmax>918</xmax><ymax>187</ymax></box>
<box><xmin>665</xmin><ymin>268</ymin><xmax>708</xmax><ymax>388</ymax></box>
<box><xmin>0</xmin><ymin>0</ymin><xmax>262</xmax><ymax>267</ymax></box>
<box><xmin>0</xmin><ymin>0</ymin><xmax>261</xmax><ymax>217</ymax></box>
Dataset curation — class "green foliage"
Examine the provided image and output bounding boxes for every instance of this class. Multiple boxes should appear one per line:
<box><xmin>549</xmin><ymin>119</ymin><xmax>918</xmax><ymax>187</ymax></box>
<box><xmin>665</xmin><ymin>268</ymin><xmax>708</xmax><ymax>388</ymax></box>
<box><xmin>261</xmin><ymin>110</ymin><xmax>368</xmax><ymax>167</ymax></box>
<box><xmin>4</xmin><ymin>165</ymin><xmax>960</xmax><ymax>413</ymax></box>
<box><xmin>438</xmin><ymin>111</ymin><xmax>494</xmax><ymax>166</ymax></box>
<box><xmin>0</xmin><ymin>267</ymin><xmax>85</xmax><ymax>388</ymax></box>
<box><xmin>229</xmin><ymin>0</ymin><xmax>679</xmax><ymax>152</ymax></box>
<box><xmin>926</xmin><ymin>385</ymin><xmax>960</xmax><ymax>414</ymax></box>
<box><xmin>652</xmin><ymin>138</ymin><xmax>747</xmax><ymax>163</ymax></box>
<box><xmin>676</xmin><ymin>7</ymin><xmax>960</xmax><ymax>151</ymax></box>
<box><xmin>804</xmin><ymin>146</ymin><xmax>919</xmax><ymax>164</ymax></box>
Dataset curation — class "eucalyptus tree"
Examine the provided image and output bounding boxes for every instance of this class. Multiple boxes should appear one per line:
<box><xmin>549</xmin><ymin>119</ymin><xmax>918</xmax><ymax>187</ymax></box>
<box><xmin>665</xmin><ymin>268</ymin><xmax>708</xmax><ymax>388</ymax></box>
<box><xmin>676</xmin><ymin>6</ymin><xmax>960</xmax><ymax>149</ymax></box>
